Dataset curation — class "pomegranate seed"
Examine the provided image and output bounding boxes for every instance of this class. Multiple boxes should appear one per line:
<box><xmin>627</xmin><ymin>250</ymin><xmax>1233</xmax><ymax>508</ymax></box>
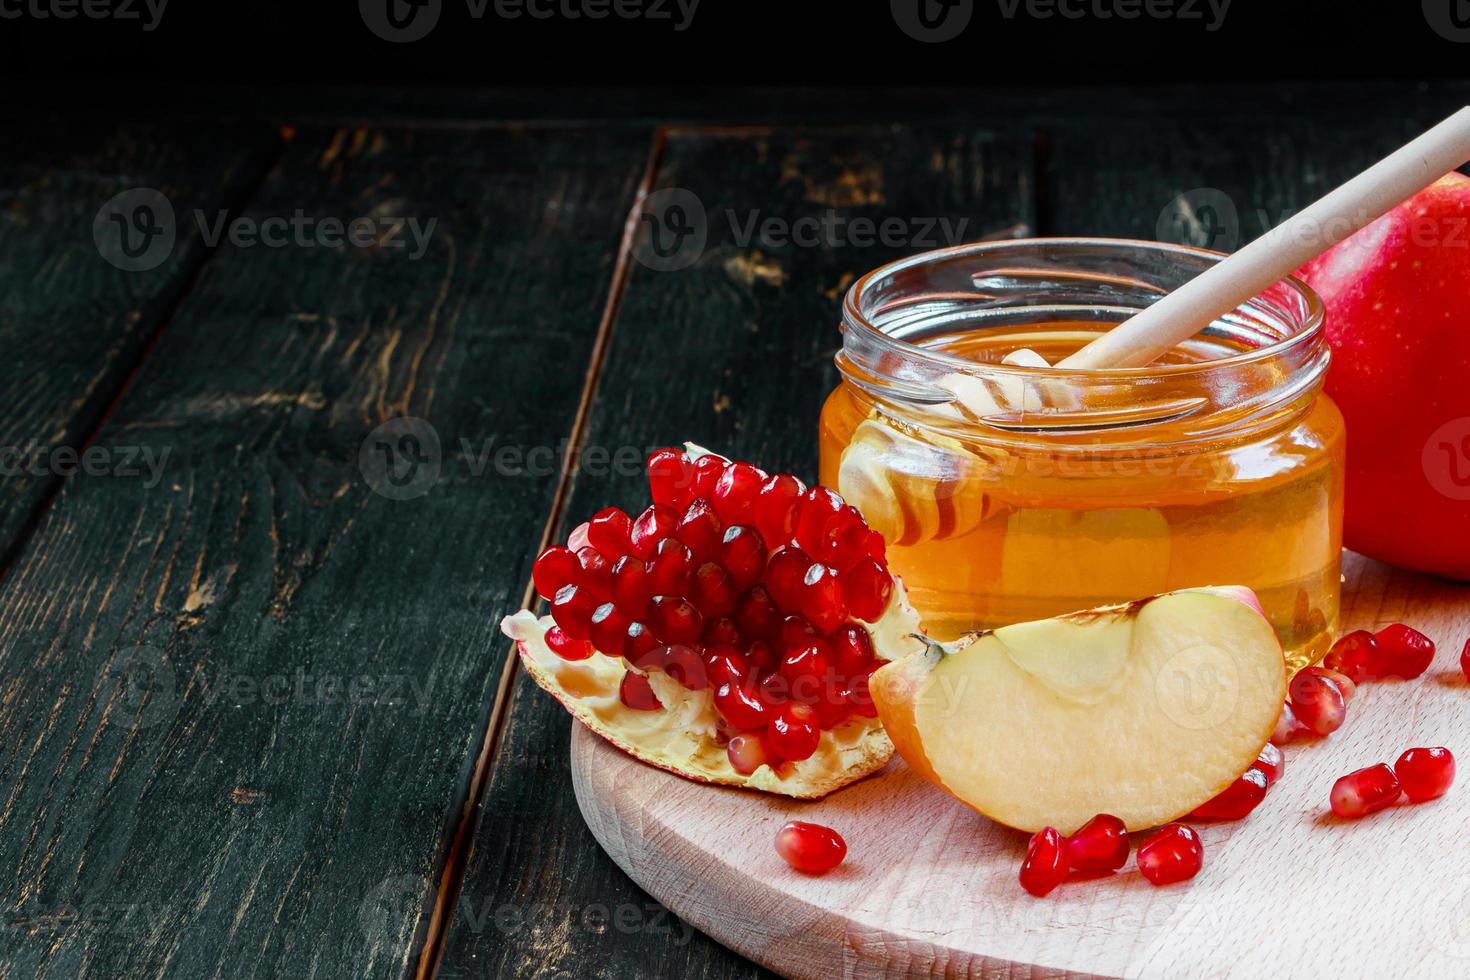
<box><xmin>676</xmin><ymin>498</ymin><xmax>723</xmax><ymax>563</ymax></box>
<box><xmin>647</xmin><ymin>538</ymin><xmax>694</xmax><ymax>595</ymax></box>
<box><xmin>1330</xmin><ymin>764</ymin><xmax>1402</xmax><ymax>818</ymax></box>
<box><xmin>589</xmin><ymin>602</ymin><xmax>630</xmax><ymax>657</ymax></box>
<box><xmin>1190</xmin><ymin>766</ymin><xmax>1268</xmax><ymax>820</ymax></box>
<box><xmin>718</xmin><ymin>525</ymin><xmax>768</xmax><ymax>589</ymax></box>
<box><xmin>705</xmin><ymin>645</ymin><xmax>752</xmax><ymax>688</ymax></box>
<box><xmin>768</xmin><ymin>701</ymin><xmax>821</xmax><ymax>761</ymax></box>
<box><xmin>1289</xmin><ymin>673</ymin><xmax>1347</xmax><ymax>736</ymax></box>
<box><xmin>574</xmin><ymin>546</ymin><xmax>612</xmax><ymax>599</ymax></box>
<box><xmin>765</xmin><ymin>547</ymin><xmax>812</xmax><ymax>613</ymax></box>
<box><xmin>780</xmin><ymin>640</ymin><xmax>833</xmax><ymax>704</ymax></box>
<box><xmin>830</xmin><ymin>624</ymin><xmax>874</xmax><ymax>675</ymax></box>
<box><xmin>566</xmin><ymin>521</ymin><xmax>591</xmax><ymax>552</ymax></box>
<box><xmin>625</xmin><ymin>621</ymin><xmax>660</xmax><ymax>663</ymax></box>
<box><xmin>688</xmin><ymin>455</ymin><xmax>727</xmax><ymax>502</ymax></box>
<box><xmin>628</xmin><ymin>638</ymin><xmax>668</xmax><ymax>672</ymax></box>
<box><xmin>647</xmin><ymin>448</ymin><xmax>693</xmax><ymax>508</ymax></box>
<box><xmin>545</xmin><ymin>625</ymin><xmax>594</xmax><ymax>661</ymax></box>
<box><xmin>690</xmin><ymin>562</ymin><xmax>738</xmax><ymax>618</ymax></box>
<box><xmin>648</xmin><ymin>595</ymin><xmax>704</xmax><ymax>644</ymax></box>
<box><xmin>1019</xmin><ymin>827</ymin><xmax>1067</xmax><ymax>897</ymax></box>
<box><xmin>1063</xmin><ymin>814</ymin><xmax>1129</xmax><ymax>873</ymax></box>
<box><xmin>775</xmin><ymin>821</ymin><xmax>846</xmax><ymax>874</ymax></box>
<box><xmin>746</xmin><ymin>639</ymin><xmax>776</xmax><ymax>670</ymax></box>
<box><xmin>777</xmin><ymin>613</ymin><xmax>819</xmax><ymax>651</ymax></box>
<box><xmin>1254</xmin><ymin>742</ymin><xmax>1284</xmax><ymax>786</ymax></box>
<box><xmin>586</xmin><ymin>507</ymin><xmax>632</xmax><ymax>559</ymax></box>
<box><xmin>610</xmin><ymin>556</ymin><xmax>651</xmax><ymax>615</ymax></box>
<box><xmin>813</xmin><ymin>688</ymin><xmax>851</xmax><ymax>728</ymax></box>
<box><xmin>733</xmin><ymin>586</ymin><xmax>780</xmax><ymax>644</ymax></box>
<box><xmin>712</xmin><ymin>461</ymin><xmax>767</xmax><ymax>526</ymax></box>
<box><xmin>1462</xmin><ymin>637</ymin><xmax>1470</xmax><ymax>682</ymax></box>
<box><xmin>702</xmin><ymin>616</ymin><xmax>742</xmax><ymax>647</ymax></box>
<box><xmin>860</xmin><ymin>526</ymin><xmax>887</xmax><ymax>565</ymax></box>
<box><xmin>821</xmin><ymin>505</ymin><xmax>871</xmax><ymax>571</ymax></box>
<box><xmin>797</xmin><ymin>562</ymin><xmax>848</xmax><ymax>633</ymax></box>
<box><xmin>714</xmin><ymin>680</ymin><xmax>769</xmax><ymax>730</ymax></box>
<box><xmin>753</xmin><ymin>473</ymin><xmax>805</xmax><ymax>546</ymax></box>
<box><xmin>757</xmin><ymin>669</ymin><xmax>790</xmax><ymax>706</ymax></box>
<box><xmin>1373</xmin><ymin>623</ymin><xmax>1435</xmax><ymax>679</ymax></box>
<box><xmin>1296</xmin><ymin>665</ymin><xmax>1356</xmax><ymax>702</ymax></box>
<box><xmin>1271</xmin><ymin>701</ymin><xmax>1308</xmax><ymax>745</ymax></box>
<box><xmin>847</xmin><ymin>667</ymin><xmax>879</xmax><ymax>718</ymax></box>
<box><xmin>532</xmin><ymin>546</ymin><xmax>579</xmax><ymax>600</ymax></box>
<box><xmin>1394</xmin><ymin>746</ymin><xmax>1455</xmax><ymax>802</ymax></box>
<box><xmin>1136</xmin><ymin>825</ymin><xmax>1203</xmax><ymax>886</ymax></box>
<box><xmin>662</xmin><ymin>644</ymin><xmax>709</xmax><ymax>690</ymax></box>
<box><xmin>629</xmin><ymin>504</ymin><xmax>676</xmax><ymax>559</ymax></box>
<box><xmin>726</xmin><ymin>734</ymin><xmax>768</xmax><ymax>775</ymax></box>
<box><xmin>1324</xmin><ymin>630</ymin><xmax>1378</xmax><ymax>683</ymax></box>
<box><xmin>793</xmin><ymin>487</ymin><xmax>844</xmax><ymax>555</ymax></box>
<box><xmin>619</xmin><ymin>671</ymin><xmax>661</xmax><ymax>710</ymax></box>
<box><xmin>841</xmin><ymin>558</ymin><xmax>892</xmax><ymax>622</ymax></box>
<box><xmin>550</xmin><ymin>584</ymin><xmax>597</xmax><ymax>640</ymax></box>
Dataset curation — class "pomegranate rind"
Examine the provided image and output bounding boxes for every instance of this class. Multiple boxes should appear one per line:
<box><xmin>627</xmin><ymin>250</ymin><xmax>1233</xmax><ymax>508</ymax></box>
<box><xmin>501</xmin><ymin>581</ymin><xmax>924</xmax><ymax>800</ymax></box>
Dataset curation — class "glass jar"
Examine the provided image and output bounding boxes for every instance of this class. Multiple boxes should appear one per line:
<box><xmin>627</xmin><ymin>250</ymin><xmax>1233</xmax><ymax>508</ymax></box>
<box><xmin>821</xmin><ymin>239</ymin><xmax>1343</xmax><ymax>668</ymax></box>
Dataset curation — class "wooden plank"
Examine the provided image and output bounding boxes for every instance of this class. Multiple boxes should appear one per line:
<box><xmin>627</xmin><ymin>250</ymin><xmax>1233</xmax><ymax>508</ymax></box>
<box><xmin>439</xmin><ymin>125</ymin><xmax>1035</xmax><ymax>979</ymax></box>
<box><xmin>0</xmin><ymin>125</ymin><xmax>650</xmax><ymax>978</ymax></box>
<box><xmin>568</xmin><ymin>551</ymin><xmax>1470</xmax><ymax>979</ymax></box>
<box><xmin>0</xmin><ymin>123</ymin><xmax>278</xmax><ymax>565</ymax></box>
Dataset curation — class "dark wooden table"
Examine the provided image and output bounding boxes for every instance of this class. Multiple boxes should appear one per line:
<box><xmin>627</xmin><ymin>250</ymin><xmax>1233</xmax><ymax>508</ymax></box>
<box><xmin>1</xmin><ymin>82</ymin><xmax>1467</xmax><ymax>979</ymax></box>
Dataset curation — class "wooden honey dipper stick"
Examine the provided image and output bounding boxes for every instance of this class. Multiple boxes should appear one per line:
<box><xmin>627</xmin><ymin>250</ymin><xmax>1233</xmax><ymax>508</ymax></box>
<box><xmin>945</xmin><ymin>106</ymin><xmax>1470</xmax><ymax>417</ymax></box>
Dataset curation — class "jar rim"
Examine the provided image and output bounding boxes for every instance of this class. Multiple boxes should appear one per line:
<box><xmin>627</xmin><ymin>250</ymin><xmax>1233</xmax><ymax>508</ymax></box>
<box><xmin>840</xmin><ymin>237</ymin><xmax>1326</xmax><ymax>382</ymax></box>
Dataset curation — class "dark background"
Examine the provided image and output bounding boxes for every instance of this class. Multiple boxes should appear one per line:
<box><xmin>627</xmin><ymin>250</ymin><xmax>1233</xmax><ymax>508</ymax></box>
<box><xmin>3</xmin><ymin>0</ymin><xmax>1467</xmax><ymax>112</ymax></box>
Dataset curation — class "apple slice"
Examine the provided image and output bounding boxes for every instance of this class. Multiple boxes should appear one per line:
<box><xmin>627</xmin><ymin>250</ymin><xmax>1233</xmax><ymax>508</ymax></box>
<box><xmin>871</xmin><ymin>586</ymin><xmax>1285</xmax><ymax>833</ymax></box>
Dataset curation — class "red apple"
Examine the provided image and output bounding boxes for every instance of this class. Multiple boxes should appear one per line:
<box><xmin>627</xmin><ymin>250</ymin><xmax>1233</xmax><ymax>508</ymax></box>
<box><xmin>1296</xmin><ymin>172</ymin><xmax>1470</xmax><ymax>580</ymax></box>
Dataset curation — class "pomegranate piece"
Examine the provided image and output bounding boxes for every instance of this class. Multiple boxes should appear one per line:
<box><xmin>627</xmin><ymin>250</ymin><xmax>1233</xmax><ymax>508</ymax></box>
<box><xmin>619</xmin><ymin>671</ymin><xmax>662</xmax><ymax>711</ymax></box>
<box><xmin>1330</xmin><ymin>763</ymin><xmax>1402</xmax><ymax>818</ymax></box>
<box><xmin>775</xmin><ymin>821</ymin><xmax>847</xmax><ymax>874</ymax></box>
<box><xmin>1063</xmin><ymin>814</ymin><xmax>1130</xmax><ymax>873</ymax></box>
<box><xmin>532</xmin><ymin>545</ymin><xmax>579</xmax><ymax>600</ymax></box>
<box><xmin>726</xmin><ymin>734</ymin><xmax>769</xmax><ymax>775</ymax></box>
<box><xmin>1288</xmin><ymin>672</ymin><xmax>1347</xmax><ymax>736</ymax></box>
<box><xmin>1323</xmin><ymin>630</ymin><xmax>1378</xmax><ymax>683</ymax></box>
<box><xmin>1190</xmin><ymin>766</ymin><xmax>1269</xmax><ymax>820</ymax></box>
<box><xmin>1019</xmin><ymin>827</ymin><xmax>1068</xmax><ymax>897</ymax></box>
<box><xmin>1394</xmin><ymin>746</ymin><xmax>1455</xmax><ymax>802</ymax></box>
<box><xmin>768</xmin><ymin>702</ymin><xmax>821</xmax><ymax>762</ymax></box>
<box><xmin>1136</xmin><ymin>824</ymin><xmax>1203</xmax><ymax>886</ymax></box>
<box><xmin>1254</xmin><ymin>742</ymin><xmax>1285</xmax><ymax>787</ymax></box>
<box><xmin>1373</xmin><ymin>623</ymin><xmax>1435</xmax><ymax>679</ymax></box>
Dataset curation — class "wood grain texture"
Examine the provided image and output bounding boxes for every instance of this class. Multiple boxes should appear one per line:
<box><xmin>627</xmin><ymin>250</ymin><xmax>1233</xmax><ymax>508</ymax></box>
<box><xmin>0</xmin><ymin>123</ymin><xmax>278</xmax><ymax>564</ymax></box>
<box><xmin>571</xmin><ymin>551</ymin><xmax>1470</xmax><ymax>979</ymax></box>
<box><xmin>439</xmin><ymin>125</ymin><xmax>1035</xmax><ymax>979</ymax></box>
<box><xmin>0</xmin><ymin>126</ymin><xmax>649</xmax><ymax>978</ymax></box>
